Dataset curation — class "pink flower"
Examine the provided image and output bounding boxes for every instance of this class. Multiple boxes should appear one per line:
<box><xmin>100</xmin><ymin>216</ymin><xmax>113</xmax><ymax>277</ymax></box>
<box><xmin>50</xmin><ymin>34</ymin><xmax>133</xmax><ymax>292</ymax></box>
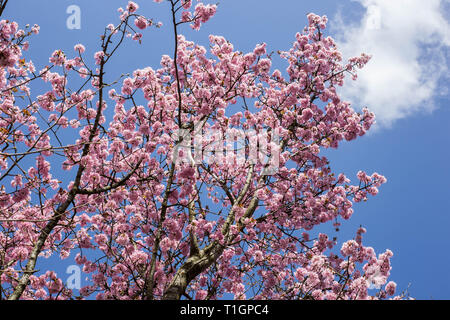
<box><xmin>12</xmin><ymin>187</ymin><xmax>29</xmax><ymax>202</ymax></box>
<box><xmin>120</xmin><ymin>11</ymin><xmax>129</xmax><ymax>21</ymax></box>
<box><xmin>191</xmin><ymin>3</ymin><xmax>217</xmax><ymax>30</ymax></box>
<box><xmin>385</xmin><ymin>281</ymin><xmax>397</xmax><ymax>296</ymax></box>
<box><xmin>253</xmin><ymin>43</ymin><xmax>266</xmax><ymax>56</ymax></box>
<box><xmin>116</xmin><ymin>233</ymin><xmax>129</xmax><ymax>246</ymax></box>
<box><xmin>94</xmin><ymin>51</ymin><xmax>105</xmax><ymax>65</ymax></box>
<box><xmin>49</xmin><ymin>50</ymin><xmax>66</xmax><ymax>66</ymax></box>
<box><xmin>181</xmin><ymin>11</ymin><xmax>192</xmax><ymax>22</ymax></box>
<box><xmin>35</xmin><ymin>289</ymin><xmax>47</xmax><ymax>299</ymax></box>
<box><xmin>182</xmin><ymin>0</ymin><xmax>192</xmax><ymax>9</ymax></box>
<box><xmin>357</xmin><ymin>170</ymin><xmax>371</xmax><ymax>184</ymax></box>
<box><xmin>127</xmin><ymin>1</ymin><xmax>139</xmax><ymax>13</ymax></box>
<box><xmin>195</xmin><ymin>290</ymin><xmax>207</xmax><ymax>300</ymax></box>
<box><xmin>31</xmin><ymin>24</ymin><xmax>40</xmax><ymax>34</ymax></box>
<box><xmin>134</xmin><ymin>17</ymin><xmax>148</xmax><ymax>30</ymax></box>
<box><xmin>12</xmin><ymin>247</ymin><xmax>29</xmax><ymax>261</ymax></box>
<box><xmin>132</xmin><ymin>33</ymin><xmax>142</xmax><ymax>41</ymax></box>
<box><xmin>130</xmin><ymin>251</ymin><xmax>147</xmax><ymax>265</ymax></box>
<box><xmin>179</xmin><ymin>166</ymin><xmax>195</xmax><ymax>179</ymax></box>
<box><xmin>253</xmin><ymin>250</ymin><xmax>264</xmax><ymax>262</ymax></box>
<box><xmin>74</xmin><ymin>44</ymin><xmax>85</xmax><ymax>54</ymax></box>
<box><xmin>78</xmin><ymin>67</ymin><xmax>88</xmax><ymax>78</ymax></box>
<box><xmin>341</xmin><ymin>240</ymin><xmax>359</xmax><ymax>257</ymax></box>
<box><xmin>301</xmin><ymin>108</ymin><xmax>313</xmax><ymax>121</ymax></box>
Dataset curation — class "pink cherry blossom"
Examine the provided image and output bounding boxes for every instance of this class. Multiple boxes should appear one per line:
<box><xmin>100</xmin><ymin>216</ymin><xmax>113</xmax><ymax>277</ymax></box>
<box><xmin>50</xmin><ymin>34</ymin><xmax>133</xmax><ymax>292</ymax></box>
<box><xmin>74</xmin><ymin>43</ymin><xmax>85</xmax><ymax>53</ymax></box>
<box><xmin>127</xmin><ymin>1</ymin><xmax>139</xmax><ymax>13</ymax></box>
<box><xmin>134</xmin><ymin>17</ymin><xmax>147</xmax><ymax>30</ymax></box>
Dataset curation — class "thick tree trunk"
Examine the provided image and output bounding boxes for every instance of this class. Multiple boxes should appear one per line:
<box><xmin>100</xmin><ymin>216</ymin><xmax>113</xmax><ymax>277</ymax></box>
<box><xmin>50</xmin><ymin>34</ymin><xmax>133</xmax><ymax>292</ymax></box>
<box><xmin>161</xmin><ymin>269</ymin><xmax>189</xmax><ymax>300</ymax></box>
<box><xmin>161</xmin><ymin>181</ymin><xmax>261</xmax><ymax>300</ymax></box>
<box><xmin>161</xmin><ymin>247</ymin><xmax>221</xmax><ymax>300</ymax></box>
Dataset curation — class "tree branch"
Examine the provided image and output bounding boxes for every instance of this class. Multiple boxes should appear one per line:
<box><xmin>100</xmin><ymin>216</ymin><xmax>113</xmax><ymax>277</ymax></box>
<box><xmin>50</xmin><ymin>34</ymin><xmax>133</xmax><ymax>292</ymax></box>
<box><xmin>0</xmin><ymin>0</ymin><xmax>8</xmax><ymax>17</ymax></box>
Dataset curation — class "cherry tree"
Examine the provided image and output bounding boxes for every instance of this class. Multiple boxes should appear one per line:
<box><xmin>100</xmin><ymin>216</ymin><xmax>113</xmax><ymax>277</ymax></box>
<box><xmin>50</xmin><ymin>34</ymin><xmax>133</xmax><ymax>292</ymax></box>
<box><xmin>0</xmin><ymin>0</ymin><xmax>399</xmax><ymax>300</ymax></box>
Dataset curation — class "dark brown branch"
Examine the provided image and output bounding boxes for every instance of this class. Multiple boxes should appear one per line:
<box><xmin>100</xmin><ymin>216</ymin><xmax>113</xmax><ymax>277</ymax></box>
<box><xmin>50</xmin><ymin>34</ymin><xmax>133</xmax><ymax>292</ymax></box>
<box><xmin>0</xmin><ymin>0</ymin><xmax>8</xmax><ymax>17</ymax></box>
<box><xmin>170</xmin><ymin>0</ymin><xmax>183</xmax><ymax>127</ymax></box>
<box><xmin>77</xmin><ymin>159</ymin><xmax>143</xmax><ymax>195</ymax></box>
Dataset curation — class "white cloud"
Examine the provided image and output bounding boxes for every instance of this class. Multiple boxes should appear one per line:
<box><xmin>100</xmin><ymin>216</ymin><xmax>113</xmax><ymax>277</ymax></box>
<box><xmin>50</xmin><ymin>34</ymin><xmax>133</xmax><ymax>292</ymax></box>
<box><xmin>332</xmin><ymin>0</ymin><xmax>450</xmax><ymax>127</ymax></box>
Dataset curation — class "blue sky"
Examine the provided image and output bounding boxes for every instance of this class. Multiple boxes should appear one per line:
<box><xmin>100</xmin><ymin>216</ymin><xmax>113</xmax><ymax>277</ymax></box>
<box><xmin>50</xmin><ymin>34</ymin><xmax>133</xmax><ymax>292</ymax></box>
<box><xmin>5</xmin><ymin>0</ymin><xmax>450</xmax><ymax>299</ymax></box>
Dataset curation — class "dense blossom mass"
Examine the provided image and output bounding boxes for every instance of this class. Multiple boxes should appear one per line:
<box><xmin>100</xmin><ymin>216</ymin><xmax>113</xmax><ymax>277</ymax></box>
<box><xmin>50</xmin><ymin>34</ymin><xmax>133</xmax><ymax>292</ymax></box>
<box><xmin>0</xmin><ymin>0</ymin><xmax>399</xmax><ymax>300</ymax></box>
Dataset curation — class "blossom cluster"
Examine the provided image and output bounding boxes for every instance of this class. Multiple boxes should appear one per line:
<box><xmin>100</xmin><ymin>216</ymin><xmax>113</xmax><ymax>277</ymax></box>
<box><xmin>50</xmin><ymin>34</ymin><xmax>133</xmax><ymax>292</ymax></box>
<box><xmin>0</xmin><ymin>2</ymin><xmax>400</xmax><ymax>301</ymax></box>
